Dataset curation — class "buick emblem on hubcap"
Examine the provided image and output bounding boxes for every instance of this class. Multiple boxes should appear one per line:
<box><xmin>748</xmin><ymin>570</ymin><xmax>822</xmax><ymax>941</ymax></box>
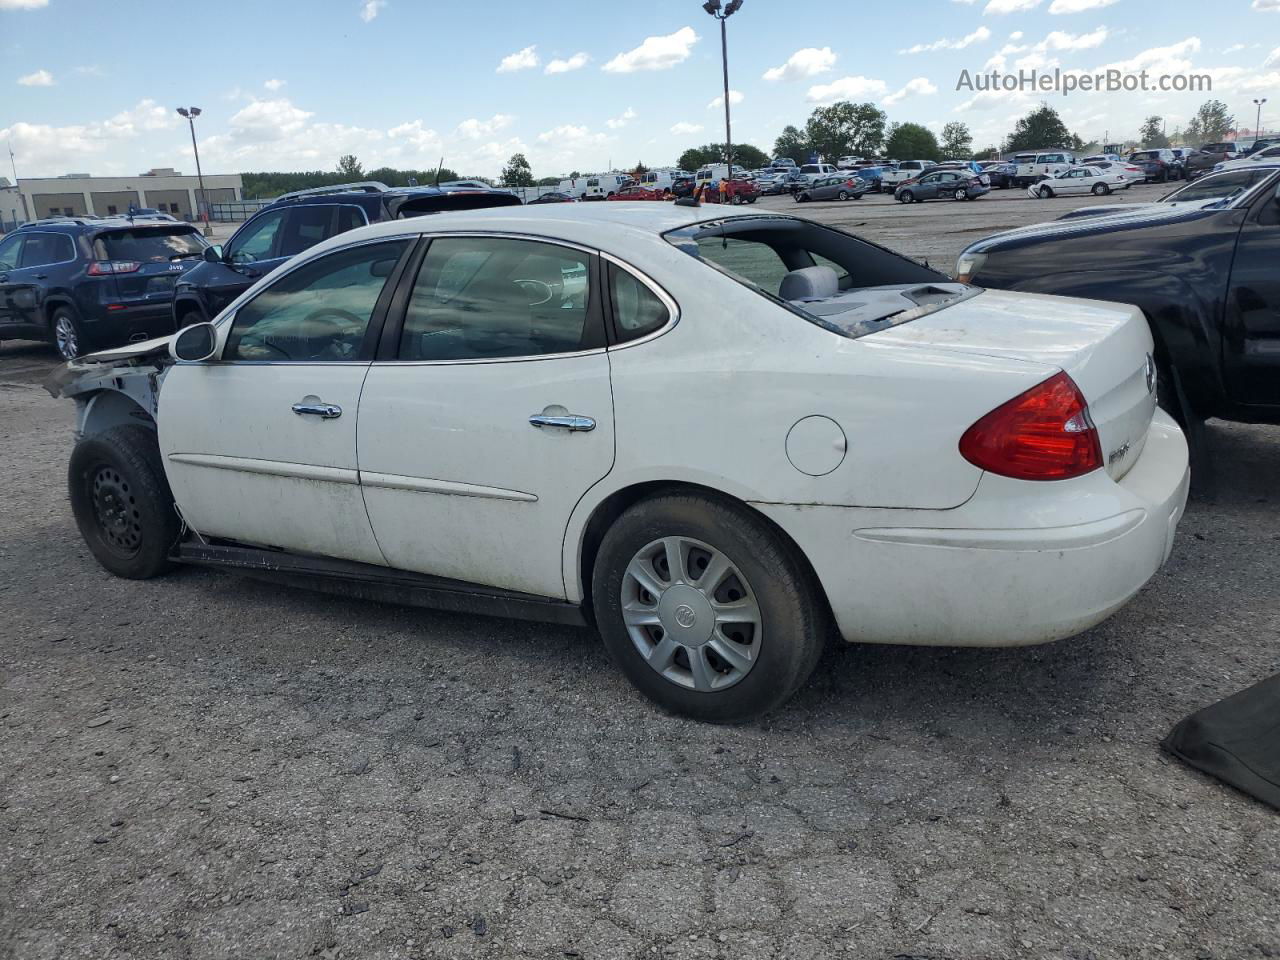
<box><xmin>674</xmin><ymin>604</ymin><xmax>697</xmax><ymax>628</ymax></box>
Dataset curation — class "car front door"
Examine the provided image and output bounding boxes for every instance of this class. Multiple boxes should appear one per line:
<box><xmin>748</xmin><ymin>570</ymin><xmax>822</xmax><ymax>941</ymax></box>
<box><xmin>917</xmin><ymin>173</ymin><xmax>941</xmax><ymax>199</ymax></box>
<box><xmin>0</xmin><ymin>234</ymin><xmax>26</xmax><ymax>330</ymax></box>
<box><xmin>1223</xmin><ymin>180</ymin><xmax>1280</xmax><ymax>407</ymax></box>
<box><xmin>3</xmin><ymin>231</ymin><xmax>72</xmax><ymax>337</ymax></box>
<box><xmin>157</xmin><ymin>237</ymin><xmax>415</xmax><ymax>564</ymax></box>
<box><xmin>356</xmin><ymin>234</ymin><xmax>616</xmax><ymax>598</ymax></box>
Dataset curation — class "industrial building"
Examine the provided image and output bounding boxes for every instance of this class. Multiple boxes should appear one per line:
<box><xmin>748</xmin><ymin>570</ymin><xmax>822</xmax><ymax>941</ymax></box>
<box><xmin>2</xmin><ymin>168</ymin><xmax>243</xmax><ymax>227</ymax></box>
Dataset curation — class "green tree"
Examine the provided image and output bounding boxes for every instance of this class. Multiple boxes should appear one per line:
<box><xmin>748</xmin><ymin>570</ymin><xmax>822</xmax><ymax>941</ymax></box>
<box><xmin>336</xmin><ymin>154</ymin><xmax>364</xmax><ymax>178</ymax></box>
<box><xmin>1003</xmin><ymin>103</ymin><xmax>1074</xmax><ymax>152</ymax></box>
<box><xmin>940</xmin><ymin>121</ymin><xmax>974</xmax><ymax>160</ymax></box>
<box><xmin>773</xmin><ymin>125</ymin><xmax>808</xmax><ymax>162</ymax></box>
<box><xmin>804</xmin><ymin>101</ymin><xmax>887</xmax><ymax>161</ymax></box>
<box><xmin>535</xmin><ymin>176</ymin><xmax>561</xmax><ymax>187</ymax></box>
<box><xmin>499</xmin><ymin>152</ymin><xmax>536</xmax><ymax>187</ymax></box>
<box><xmin>885</xmin><ymin>122</ymin><xmax>940</xmax><ymax>161</ymax></box>
<box><xmin>1185</xmin><ymin>99</ymin><xmax>1234</xmax><ymax>144</ymax></box>
<box><xmin>1138</xmin><ymin>116</ymin><xmax>1169</xmax><ymax>148</ymax></box>
<box><xmin>677</xmin><ymin>143</ymin><xmax>769</xmax><ymax>170</ymax></box>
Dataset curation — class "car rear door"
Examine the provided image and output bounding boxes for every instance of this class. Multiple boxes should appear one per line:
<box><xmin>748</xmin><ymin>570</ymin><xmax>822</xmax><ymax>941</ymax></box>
<box><xmin>355</xmin><ymin>234</ymin><xmax>616</xmax><ymax>598</ymax></box>
<box><xmin>0</xmin><ymin>233</ymin><xmax>27</xmax><ymax>331</ymax></box>
<box><xmin>1223</xmin><ymin>179</ymin><xmax>1280</xmax><ymax>407</ymax></box>
<box><xmin>4</xmin><ymin>231</ymin><xmax>72</xmax><ymax>334</ymax></box>
<box><xmin>157</xmin><ymin>237</ymin><xmax>414</xmax><ymax>564</ymax></box>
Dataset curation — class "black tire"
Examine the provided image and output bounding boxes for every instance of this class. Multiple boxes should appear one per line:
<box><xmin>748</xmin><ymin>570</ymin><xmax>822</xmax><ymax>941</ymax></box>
<box><xmin>49</xmin><ymin>305</ymin><xmax>86</xmax><ymax>361</ymax></box>
<box><xmin>177</xmin><ymin>309</ymin><xmax>205</xmax><ymax>330</ymax></box>
<box><xmin>1038</xmin><ymin>185</ymin><xmax>1053</xmax><ymax>199</ymax></box>
<box><xmin>68</xmin><ymin>425</ymin><xmax>180</xmax><ymax>580</ymax></box>
<box><xmin>592</xmin><ymin>493</ymin><xmax>828</xmax><ymax>723</ymax></box>
<box><xmin>837</xmin><ymin>190</ymin><xmax>850</xmax><ymax>201</ymax></box>
<box><xmin>1092</xmin><ymin>183</ymin><xmax>1109</xmax><ymax>196</ymax></box>
<box><xmin>899</xmin><ymin>190</ymin><xmax>914</xmax><ymax>203</ymax></box>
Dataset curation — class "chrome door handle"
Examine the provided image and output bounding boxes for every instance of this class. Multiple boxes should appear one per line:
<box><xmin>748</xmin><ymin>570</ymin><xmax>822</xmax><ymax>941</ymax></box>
<box><xmin>292</xmin><ymin>401</ymin><xmax>342</xmax><ymax>419</ymax></box>
<box><xmin>529</xmin><ymin>414</ymin><xmax>595</xmax><ymax>432</ymax></box>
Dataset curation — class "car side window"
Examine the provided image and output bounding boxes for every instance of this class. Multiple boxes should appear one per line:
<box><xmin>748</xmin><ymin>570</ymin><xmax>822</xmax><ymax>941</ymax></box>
<box><xmin>278</xmin><ymin>205</ymin><xmax>336</xmax><ymax>258</ymax></box>
<box><xmin>398</xmin><ymin>237</ymin><xmax>594</xmax><ymax>362</ymax></box>
<box><xmin>223</xmin><ymin>239</ymin><xmax>409</xmax><ymax>362</ymax></box>
<box><xmin>336</xmin><ymin>205</ymin><xmax>367</xmax><ymax>233</ymax></box>
<box><xmin>226</xmin><ymin>210</ymin><xmax>286</xmax><ymax>264</ymax></box>
<box><xmin>0</xmin><ymin>235</ymin><xmax>23</xmax><ymax>270</ymax></box>
<box><xmin>608</xmin><ymin>262</ymin><xmax>670</xmax><ymax>343</ymax></box>
<box><xmin>694</xmin><ymin>236</ymin><xmax>789</xmax><ymax>297</ymax></box>
<box><xmin>18</xmin><ymin>232</ymin><xmax>72</xmax><ymax>268</ymax></box>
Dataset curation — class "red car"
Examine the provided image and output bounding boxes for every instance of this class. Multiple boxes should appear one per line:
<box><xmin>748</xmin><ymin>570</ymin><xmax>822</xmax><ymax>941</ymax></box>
<box><xmin>701</xmin><ymin>177</ymin><xmax>760</xmax><ymax>204</ymax></box>
<box><xmin>606</xmin><ymin>185</ymin><xmax>669</xmax><ymax>201</ymax></box>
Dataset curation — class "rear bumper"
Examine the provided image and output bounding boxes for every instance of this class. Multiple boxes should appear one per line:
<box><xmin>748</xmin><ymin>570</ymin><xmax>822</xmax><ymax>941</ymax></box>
<box><xmin>754</xmin><ymin>409</ymin><xmax>1190</xmax><ymax>647</ymax></box>
<box><xmin>81</xmin><ymin>303</ymin><xmax>177</xmax><ymax>351</ymax></box>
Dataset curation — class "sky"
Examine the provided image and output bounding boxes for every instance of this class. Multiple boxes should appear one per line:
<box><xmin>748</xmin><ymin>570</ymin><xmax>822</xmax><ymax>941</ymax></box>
<box><xmin>2</xmin><ymin>0</ymin><xmax>1278</xmax><ymax>181</ymax></box>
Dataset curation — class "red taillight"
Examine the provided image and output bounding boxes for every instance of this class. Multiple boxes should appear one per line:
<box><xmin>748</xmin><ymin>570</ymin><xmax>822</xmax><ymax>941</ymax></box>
<box><xmin>87</xmin><ymin>260</ymin><xmax>141</xmax><ymax>276</ymax></box>
<box><xmin>959</xmin><ymin>371</ymin><xmax>1103</xmax><ymax>481</ymax></box>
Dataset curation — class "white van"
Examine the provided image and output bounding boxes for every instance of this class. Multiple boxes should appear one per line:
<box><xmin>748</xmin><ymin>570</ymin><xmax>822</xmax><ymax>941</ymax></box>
<box><xmin>694</xmin><ymin>164</ymin><xmax>746</xmax><ymax>186</ymax></box>
<box><xmin>1014</xmin><ymin>152</ymin><xmax>1075</xmax><ymax>186</ymax></box>
<box><xmin>557</xmin><ymin>173</ymin><xmax>633</xmax><ymax>200</ymax></box>
<box><xmin>638</xmin><ymin>169</ymin><xmax>690</xmax><ymax>192</ymax></box>
<box><xmin>798</xmin><ymin>162</ymin><xmax>840</xmax><ymax>183</ymax></box>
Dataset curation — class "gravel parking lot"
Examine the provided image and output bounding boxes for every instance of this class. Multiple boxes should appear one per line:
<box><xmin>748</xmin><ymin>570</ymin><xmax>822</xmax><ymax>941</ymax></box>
<box><xmin>2</xmin><ymin>185</ymin><xmax>1278</xmax><ymax>960</ymax></box>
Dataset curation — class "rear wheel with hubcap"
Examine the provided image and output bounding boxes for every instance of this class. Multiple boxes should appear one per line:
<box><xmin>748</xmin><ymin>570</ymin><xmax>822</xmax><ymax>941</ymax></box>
<box><xmin>592</xmin><ymin>494</ymin><xmax>827</xmax><ymax>723</ymax></box>
<box><xmin>837</xmin><ymin>190</ymin><xmax>849</xmax><ymax>201</ymax></box>
<box><xmin>953</xmin><ymin>188</ymin><xmax>967</xmax><ymax>200</ymax></box>
<box><xmin>899</xmin><ymin>190</ymin><xmax>914</xmax><ymax>203</ymax></box>
<box><xmin>1092</xmin><ymin>182</ymin><xmax>1110</xmax><ymax>196</ymax></box>
<box><xmin>50</xmin><ymin>306</ymin><xmax>85</xmax><ymax>361</ymax></box>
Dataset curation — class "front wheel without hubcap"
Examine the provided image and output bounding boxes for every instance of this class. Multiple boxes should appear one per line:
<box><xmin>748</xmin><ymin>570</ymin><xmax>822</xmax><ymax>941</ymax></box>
<box><xmin>592</xmin><ymin>494</ymin><xmax>828</xmax><ymax>723</ymax></box>
<box><xmin>1039</xmin><ymin>186</ymin><xmax>1052</xmax><ymax>198</ymax></box>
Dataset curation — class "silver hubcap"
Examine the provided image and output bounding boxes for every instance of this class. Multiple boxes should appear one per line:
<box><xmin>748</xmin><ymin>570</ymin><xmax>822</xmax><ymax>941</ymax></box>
<box><xmin>55</xmin><ymin>315</ymin><xmax>78</xmax><ymax>359</ymax></box>
<box><xmin>621</xmin><ymin>536</ymin><xmax>761</xmax><ymax>693</ymax></box>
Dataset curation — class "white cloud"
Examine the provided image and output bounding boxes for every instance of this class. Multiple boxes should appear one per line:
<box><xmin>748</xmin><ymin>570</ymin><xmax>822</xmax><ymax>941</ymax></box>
<box><xmin>456</xmin><ymin>114</ymin><xmax>515</xmax><ymax>139</ymax></box>
<box><xmin>1253</xmin><ymin>0</ymin><xmax>1279</xmax><ymax>9</ymax></box>
<box><xmin>17</xmin><ymin>69</ymin><xmax>53</xmax><ymax>86</ymax></box>
<box><xmin>606</xmin><ymin>107</ymin><xmax>637</xmax><ymax>129</ymax></box>
<box><xmin>545</xmin><ymin>52</ymin><xmax>589</xmax><ymax>74</ymax></box>
<box><xmin>109</xmin><ymin>99</ymin><xmax>180</xmax><ymax>135</ymax></box>
<box><xmin>497</xmin><ymin>45</ymin><xmax>539</xmax><ymax>73</ymax></box>
<box><xmin>0</xmin><ymin>0</ymin><xmax>49</xmax><ymax>7</ymax></box>
<box><xmin>805</xmin><ymin>75</ymin><xmax>889</xmax><ymax>104</ymax></box>
<box><xmin>883</xmin><ymin>77</ymin><xmax>938</xmax><ymax>106</ymax></box>
<box><xmin>1266</xmin><ymin>45</ymin><xmax>1280</xmax><ymax>67</ymax></box>
<box><xmin>225</xmin><ymin>98</ymin><xmax>314</xmax><ymax>143</ymax></box>
<box><xmin>1048</xmin><ymin>0</ymin><xmax>1116</xmax><ymax>11</ymax></box>
<box><xmin>603</xmin><ymin>26</ymin><xmax>698</xmax><ymax>73</ymax></box>
<box><xmin>1042</xmin><ymin>26</ymin><xmax>1108</xmax><ymax>49</ymax></box>
<box><xmin>263</xmin><ymin>78</ymin><xmax>285</xmax><ymax>91</ymax></box>
<box><xmin>1223</xmin><ymin>43</ymin><xmax>1246</xmax><ymax>54</ymax></box>
<box><xmin>538</xmin><ymin>124</ymin><xmax>589</xmax><ymax>142</ymax></box>
<box><xmin>386</xmin><ymin>120</ymin><xmax>441</xmax><ymax>153</ymax></box>
<box><xmin>670</xmin><ymin>121</ymin><xmax>704</xmax><ymax>135</ymax></box>
<box><xmin>1092</xmin><ymin>36</ymin><xmax>1199</xmax><ymax>76</ymax></box>
<box><xmin>762</xmin><ymin>47</ymin><xmax>837</xmax><ymax>81</ymax></box>
<box><xmin>901</xmin><ymin>26</ymin><xmax>991</xmax><ymax>54</ymax></box>
<box><xmin>984</xmin><ymin>0</ymin><xmax>1041</xmax><ymax>12</ymax></box>
<box><xmin>707</xmin><ymin>90</ymin><xmax>744</xmax><ymax>109</ymax></box>
<box><xmin>359</xmin><ymin>0</ymin><xmax>385</xmax><ymax>22</ymax></box>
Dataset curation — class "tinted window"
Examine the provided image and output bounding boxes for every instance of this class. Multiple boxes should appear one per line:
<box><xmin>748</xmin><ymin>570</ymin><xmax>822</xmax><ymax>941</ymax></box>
<box><xmin>94</xmin><ymin>227</ymin><xmax>202</xmax><ymax>262</ymax></box>
<box><xmin>0</xmin><ymin>235</ymin><xmax>24</xmax><ymax>270</ymax></box>
<box><xmin>227</xmin><ymin>210</ymin><xmax>286</xmax><ymax>263</ymax></box>
<box><xmin>336</xmin><ymin>206</ymin><xmax>367</xmax><ymax>233</ymax></box>
<box><xmin>609</xmin><ymin>262</ymin><xmax>670</xmax><ymax>342</ymax></box>
<box><xmin>1165</xmin><ymin>169</ymin><xmax>1276</xmax><ymax>202</ymax></box>
<box><xmin>279</xmin><ymin>205</ymin><xmax>335</xmax><ymax>257</ymax></box>
<box><xmin>224</xmin><ymin>240</ymin><xmax>408</xmax><ymax>362</ymax></box>
<box><xmin>399</xmin><ymin>237</ymin><xmax>593</xmax><ymax>362</ymax></box>
<box><xmin>18</xmin><ymin>232</ymin><xmax>74</xmax><ymax>267</ymax></box>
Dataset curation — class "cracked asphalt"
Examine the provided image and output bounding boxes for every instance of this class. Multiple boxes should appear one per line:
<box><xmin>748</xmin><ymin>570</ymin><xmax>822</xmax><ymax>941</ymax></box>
<box><xmin>2</xmin><ymin>186</ymin><xmax>1278</xmax><ymax>960</ymax></box>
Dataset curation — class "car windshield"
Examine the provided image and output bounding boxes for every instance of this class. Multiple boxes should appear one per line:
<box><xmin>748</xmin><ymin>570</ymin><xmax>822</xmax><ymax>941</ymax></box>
<box><xmin>1160</xmin><ymin>168</ymin><xmax>1278</xmax><ymax>205</ymax></box>
<box><xmin>93</xmin><ymin>227</ymin><xmax>205</xmax><ymax>261</ymax></box>
<box><xmin>664</xmin><ymin>215</ymin><xmax>971</xmax><ymax>339</ymax></box>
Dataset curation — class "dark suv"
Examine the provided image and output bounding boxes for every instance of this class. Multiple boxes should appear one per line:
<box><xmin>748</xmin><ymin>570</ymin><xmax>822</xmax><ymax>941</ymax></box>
<box><xmin>172</xmin><ymin>181</ymin><xmax>521</xmax><ymax>326</ymax></box>
<box><xmin>0</xmin><ymin>216</ymin><xmax>209</xmax><ymax>360</ymax></box>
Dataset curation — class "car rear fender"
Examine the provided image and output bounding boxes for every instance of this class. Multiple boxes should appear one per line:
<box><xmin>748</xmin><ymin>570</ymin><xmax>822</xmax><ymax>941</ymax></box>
<box><xmin>986</xmin><ymin>268</ymin><xmax>1223</xmax><ymax>418</ymax></box>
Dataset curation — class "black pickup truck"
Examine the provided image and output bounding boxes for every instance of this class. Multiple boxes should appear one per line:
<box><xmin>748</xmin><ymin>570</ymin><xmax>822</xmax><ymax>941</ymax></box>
<box><xmin>956</xmin><ymin>167</ymin><xmax>1280</xmax><ymax>438</ymax></box>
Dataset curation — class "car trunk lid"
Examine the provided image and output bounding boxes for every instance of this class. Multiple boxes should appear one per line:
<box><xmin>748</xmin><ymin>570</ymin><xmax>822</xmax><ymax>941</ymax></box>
<box><xmin>867</xmin><ymin>289</ymin><xmax>1158</xmax><ymax>480</ymax></box>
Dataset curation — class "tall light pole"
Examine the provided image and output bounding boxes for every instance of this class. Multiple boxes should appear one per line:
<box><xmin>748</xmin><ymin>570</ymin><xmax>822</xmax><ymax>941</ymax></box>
<box><xmin>176</xmin><ymin>107</ymin><xmax>212</xmax><ymax>237</ymax></box>
<box><xmin>702</xmin><ymin>0</ymin><xmax>742</xmax><ymax>170</ymax></box>
<box><xmin>1254</xmin><ymin>98</ymin><xmax>1268</xmax><ymax>139</ymax></box>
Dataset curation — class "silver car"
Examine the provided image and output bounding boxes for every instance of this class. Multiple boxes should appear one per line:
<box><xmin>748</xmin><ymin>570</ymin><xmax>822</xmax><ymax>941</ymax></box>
<box><xmin>794</xmin><ymin>174</ymin><xmax>869</xmax><ymax>203</ymax></box>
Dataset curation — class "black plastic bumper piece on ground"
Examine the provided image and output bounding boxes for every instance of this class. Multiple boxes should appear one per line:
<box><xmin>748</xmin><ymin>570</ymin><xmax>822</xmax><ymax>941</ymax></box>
<box><xmin>173</xmin><ymin>541</ymin><xmax>589</xmax><ymax>628</ymax></box>
<box><xmin>1163</xmin><ymin>672</ymin><xmax>1280</xmax><ymax>811</ymax></box>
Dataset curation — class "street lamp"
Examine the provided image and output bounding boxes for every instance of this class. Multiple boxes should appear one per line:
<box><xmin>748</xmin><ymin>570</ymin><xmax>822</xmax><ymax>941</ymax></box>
<box><xmin>702</xmin><ymin>0</ymin><xmax>743</xmax><ymax>170</ymax></box>
<box><xmin>1254</xmin><ymin>98</ymin><xmax>1268</xmax><ymax>139</ymax></box>
<box><xmin>176</xmin><ymin>106</ymin><xmax>212</xmax><ymax>237</ymax></box>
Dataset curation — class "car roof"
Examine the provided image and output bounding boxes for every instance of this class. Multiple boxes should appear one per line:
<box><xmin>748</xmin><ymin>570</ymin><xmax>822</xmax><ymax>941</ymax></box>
<box><xmin>16</xmin><ymin>215</ymin><xmax>200</xmax><ymax>234</ymax></box>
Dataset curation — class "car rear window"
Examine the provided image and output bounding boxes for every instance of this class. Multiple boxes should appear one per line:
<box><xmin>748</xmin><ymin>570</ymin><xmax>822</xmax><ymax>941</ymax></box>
<box><xmin>93</xmin><ymin>227</ymin><xmax>204</xmax><ymax>261</ymax></box>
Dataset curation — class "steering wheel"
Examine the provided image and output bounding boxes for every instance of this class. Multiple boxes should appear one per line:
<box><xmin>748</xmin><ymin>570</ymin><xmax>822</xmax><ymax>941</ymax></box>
<box><xmin>513</xmin><ymin>278</ymin><xmax>556</xmax><ymax>306</ymax></box>
<box><xmin>301</xmin><ymin>308</ymin><xmax>364</xmax><ymax>359</ymax></box>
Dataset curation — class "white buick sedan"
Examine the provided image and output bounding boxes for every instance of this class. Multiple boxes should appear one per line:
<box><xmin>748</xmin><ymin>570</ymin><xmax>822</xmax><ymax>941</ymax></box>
<box><xmin>56</xmin><ymin>203</ymin><xmax>1189</xmax><ymax>722</ymax></box>
<box><xmin>1028</xmin><ymin>165</ymin><xmax>1133</xmax><ymax>198</ymax></box>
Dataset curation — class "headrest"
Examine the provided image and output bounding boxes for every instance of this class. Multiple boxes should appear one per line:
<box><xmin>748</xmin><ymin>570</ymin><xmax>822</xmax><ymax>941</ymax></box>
<box><xmin>779</xmin><ymin>265</ymin><xmax>840</xmax><ymax>302</ymax></box>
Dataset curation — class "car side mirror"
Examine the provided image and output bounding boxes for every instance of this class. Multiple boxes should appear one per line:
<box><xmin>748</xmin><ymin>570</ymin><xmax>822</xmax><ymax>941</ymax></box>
<box><xmin>171</xmin><ymin>321</ymin><xmax>219</xmax><ymax>362</ymax></box>
<box><xmin>203</xmin><ymin>245</ymin><xmax>224</xmax><ymax>263</ymax></box>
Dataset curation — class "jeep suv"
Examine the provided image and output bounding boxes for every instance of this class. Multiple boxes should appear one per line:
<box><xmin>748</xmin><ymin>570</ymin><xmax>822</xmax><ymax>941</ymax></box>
<box><xmin>172</xmin><ymin>181</ymin><xmax>521</xmax><ymax>327</ymax></box>
<box><xmin>0</xmin><ymin>216</ymin><xmax>209</xmax><ymax>360</ymax></box>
